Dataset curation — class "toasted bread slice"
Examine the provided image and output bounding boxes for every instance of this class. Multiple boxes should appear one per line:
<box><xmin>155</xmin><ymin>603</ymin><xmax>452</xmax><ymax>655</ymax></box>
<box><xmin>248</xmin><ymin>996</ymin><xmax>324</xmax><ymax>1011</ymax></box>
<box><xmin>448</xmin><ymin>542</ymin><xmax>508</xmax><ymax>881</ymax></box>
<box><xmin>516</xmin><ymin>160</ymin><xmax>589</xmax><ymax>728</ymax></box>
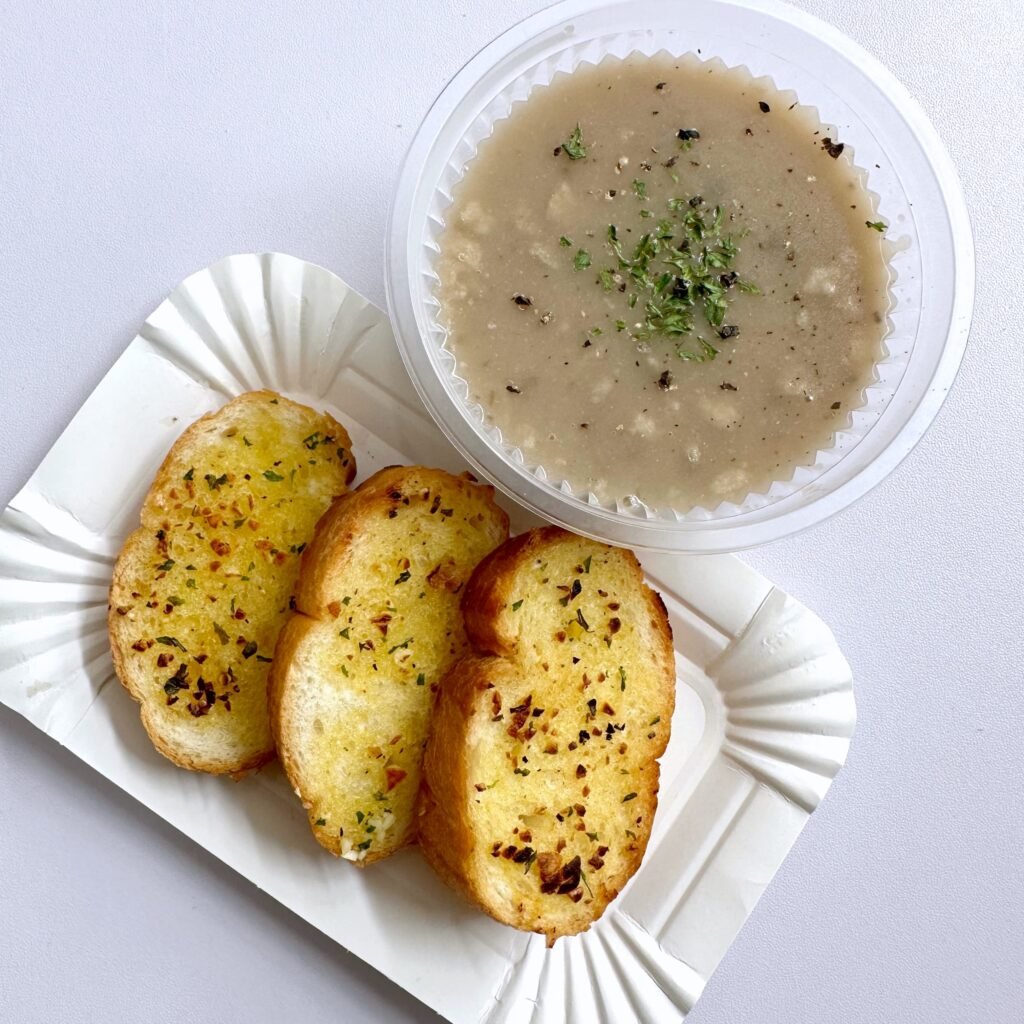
<box><xmin>418</xmin><ymin>526</ymin><xmax>675</xmax><ymax>943</ymax></box>
<box><xmin>109</xmin><ymin>390</ymin><xmax>355</xmax><ymax>774</ymax></box>
<box><xmin>269</xmin><ymin>467</ymin><xmax>509</xmax><ymax>863</ymax></box>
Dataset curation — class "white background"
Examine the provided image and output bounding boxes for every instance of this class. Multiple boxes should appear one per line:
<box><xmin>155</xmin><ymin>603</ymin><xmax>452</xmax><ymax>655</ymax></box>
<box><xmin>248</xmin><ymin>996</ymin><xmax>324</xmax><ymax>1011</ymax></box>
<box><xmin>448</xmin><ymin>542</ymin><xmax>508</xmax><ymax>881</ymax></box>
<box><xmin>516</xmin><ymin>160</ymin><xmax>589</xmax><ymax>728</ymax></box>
<box><xmin>1</xmin><ymin>1</ymin><xmax>1021</xmax><ymax>1021</ymax></box>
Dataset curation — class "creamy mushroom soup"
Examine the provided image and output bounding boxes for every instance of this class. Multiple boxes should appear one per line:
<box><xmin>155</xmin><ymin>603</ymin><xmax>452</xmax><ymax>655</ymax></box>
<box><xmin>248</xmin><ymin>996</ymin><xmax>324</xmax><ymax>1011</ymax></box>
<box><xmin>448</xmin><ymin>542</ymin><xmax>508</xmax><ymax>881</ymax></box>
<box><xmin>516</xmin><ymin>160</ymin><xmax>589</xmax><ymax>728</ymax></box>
<box><xmin>436</xmin><ymin>55</ymin><xmax>890</xmax><ymax>510</ymax></box>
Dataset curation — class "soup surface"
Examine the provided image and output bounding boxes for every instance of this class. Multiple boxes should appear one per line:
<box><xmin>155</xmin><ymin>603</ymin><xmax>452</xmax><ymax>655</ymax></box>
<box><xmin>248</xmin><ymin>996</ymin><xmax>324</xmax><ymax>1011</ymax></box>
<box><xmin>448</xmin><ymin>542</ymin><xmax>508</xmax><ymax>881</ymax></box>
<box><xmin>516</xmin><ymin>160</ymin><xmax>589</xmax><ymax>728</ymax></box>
<box><xmin>436</xmin><ymin>55</ymin><xmax>890</xmax><ymax>510</ymax></box>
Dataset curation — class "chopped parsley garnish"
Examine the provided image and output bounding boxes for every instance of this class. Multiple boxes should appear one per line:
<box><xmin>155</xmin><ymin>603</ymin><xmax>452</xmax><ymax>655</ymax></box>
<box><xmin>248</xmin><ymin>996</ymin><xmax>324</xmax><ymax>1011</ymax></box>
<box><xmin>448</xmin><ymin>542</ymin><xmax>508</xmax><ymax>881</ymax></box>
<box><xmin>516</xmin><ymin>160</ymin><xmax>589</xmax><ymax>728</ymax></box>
<box><xmin>388</xmin><ymin>638</ymin><xmax>413</xmax><ymax>654</ymax></box>
<box><xmin>314</xmin><ymin>817</ymin><xmax>326</xmax><ymax>826</ymax></box>
<box><xmin>212</xmin><ymin>622</ymin><xmax>230</xmax><ymax>645</ymax></box>
<box><xmin>623</xmin><ymin>792</ymin><xmax>638</xmax><ymax>802</ymax></box>
<box><xmin>263</xmin><ymin>469</ymin><xmax>284</xmax><ymax>482</ymax></box>
<box><xmin>394</xmin><ymin>571</ymin><xmax>411</xmax><ymax>585</ymax></box>
<box><xmin>583</xmin><ymin>555</ymin><xmax>592</xmax><ymax>574</ymax></box>
<box><xmin>511</xmin><ymin>600</ymin><xmax>523</xmax><ymax>611</ymax></box>
<box><xmin>632</xmin><ymin>178</ymin><xmax>647</xmax><ymax>199</ymax></box>
<box><xmin>588</xmin><ymin>193</ymin><xmax>758</xmax><ymax>359</ymax></box>
<box><xmin>156</xmin><ymin>559</ymin><xmax>175</xmax><ymax>572</ymax></box>
<box><xmin>649</xmin><ymin>715</ymin><xmax>661</xmax><ymax>726</ymax></box>
<box><xmin>561</xmin><ymin>123</ymin><xmax>587</xmax><ymax>160</ymax></box>
<box><xmin>241</xmin><ymin>641</ymin><xmax>258</xmax><ymax>659</ymax></box>
<box><xmin>416</xmin><ymin>673</ymin><xmax>425</xmax><ymax>686</ymax></box>
<box><xmin>204</xmin><ymin>472</ymin><xmax>228</xmax><ymax>490</ymax></box>
<box><xmin>182</xmin><ymin>467</ymin><xmax>194</xmax><ymax>481</ymax></box>
<box><xmin>619</xmin><ymin>666</ymin><xmax>627</xmax><ymax>691</ymax></box>
<box><xmin>575</xmin><ymin>608</ymin><xmax>590</xmax><ymax>631</ymax></box>
<box><xmin>866</xmin><ymin>220</ymin><xmax>886</xmax><ymax>232</ymax></box>
<box><xmin>339</xmin><ymin>627</ymin><xmax>350</xmax><ymax>639</ymax></box>
<box><xmin>559</xmin><ymin>235</ymin><xmax>573</xmax><ymax>247</ymax></box>
<box><xmin>573</xmin><ymin>249</ymin><xmax>592</xmax><ymax>271</ymax></box>
<box><xmin>167</xmin><ymin>595</ymin><xmax>183</xmax><ymax>607</ymax></box>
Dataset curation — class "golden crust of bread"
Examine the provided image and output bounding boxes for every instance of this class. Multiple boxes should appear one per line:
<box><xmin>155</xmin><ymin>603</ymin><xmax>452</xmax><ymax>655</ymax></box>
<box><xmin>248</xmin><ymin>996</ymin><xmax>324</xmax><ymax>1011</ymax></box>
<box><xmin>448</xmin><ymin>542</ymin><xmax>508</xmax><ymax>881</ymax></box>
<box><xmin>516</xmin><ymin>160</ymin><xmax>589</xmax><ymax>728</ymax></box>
<box><xmin>269</xmin><ymin>466</ymin><xmax>509</xmax><ymax>864</ymax></box>
<box><xmin>418</xmin><ymin>526</ymin><xmax>675</xmax><ymax>944</ymax></box>
<box><xmin>108</xmin><ymin>390</ymin><xmax>355</xmax><ymax>774</ymax></box>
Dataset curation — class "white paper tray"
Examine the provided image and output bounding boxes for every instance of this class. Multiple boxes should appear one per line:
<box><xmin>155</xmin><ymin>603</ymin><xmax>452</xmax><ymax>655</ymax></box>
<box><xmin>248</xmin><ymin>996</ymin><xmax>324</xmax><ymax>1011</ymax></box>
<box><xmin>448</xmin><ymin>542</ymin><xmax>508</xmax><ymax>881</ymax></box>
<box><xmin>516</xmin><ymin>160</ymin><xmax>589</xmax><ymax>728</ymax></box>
<box><xmin>0</xmin><ymin>254</ymin><xmax>856</xmax><ymax>1023</ymax></box>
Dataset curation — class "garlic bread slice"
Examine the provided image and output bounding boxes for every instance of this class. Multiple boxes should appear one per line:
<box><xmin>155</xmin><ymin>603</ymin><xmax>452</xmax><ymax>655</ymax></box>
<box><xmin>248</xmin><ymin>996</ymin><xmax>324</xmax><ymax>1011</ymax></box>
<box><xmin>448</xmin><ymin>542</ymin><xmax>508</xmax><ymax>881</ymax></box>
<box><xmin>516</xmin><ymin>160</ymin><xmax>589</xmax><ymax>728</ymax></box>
<box><xmin>419</xmin><ymin>526</ymin><xmax>675</xmax><ymax>943</ymax></box>
<box><xmin>109</xmin><ymin>390</ymin><xmax>355</xmax><ymax>774</ymax></box>
<box><xmin>270</xmin><ymin>466</ymin><xmax>509</xmax><ymax>863</ymax></box>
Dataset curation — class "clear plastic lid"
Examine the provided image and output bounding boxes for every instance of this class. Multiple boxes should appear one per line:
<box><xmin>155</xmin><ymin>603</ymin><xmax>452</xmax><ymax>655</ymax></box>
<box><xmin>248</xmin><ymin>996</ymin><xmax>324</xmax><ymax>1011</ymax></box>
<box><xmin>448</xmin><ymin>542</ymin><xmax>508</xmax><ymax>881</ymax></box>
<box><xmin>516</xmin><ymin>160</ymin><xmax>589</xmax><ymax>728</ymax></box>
<box><xmin>385</xmin><ymin>0</ymin><xmax>973</xmax><ymax>553</ymax></box>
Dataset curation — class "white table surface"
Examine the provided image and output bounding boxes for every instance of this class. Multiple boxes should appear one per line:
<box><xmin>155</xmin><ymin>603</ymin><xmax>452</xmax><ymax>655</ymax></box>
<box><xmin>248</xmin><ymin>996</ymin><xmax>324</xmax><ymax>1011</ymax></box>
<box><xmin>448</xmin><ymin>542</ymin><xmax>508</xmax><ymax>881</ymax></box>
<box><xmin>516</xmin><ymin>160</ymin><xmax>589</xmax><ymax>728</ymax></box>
<box><xmin>1</xmin><ymin>1</ymin><xmax>1021</xmax><ymax>1021</ymax></box>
